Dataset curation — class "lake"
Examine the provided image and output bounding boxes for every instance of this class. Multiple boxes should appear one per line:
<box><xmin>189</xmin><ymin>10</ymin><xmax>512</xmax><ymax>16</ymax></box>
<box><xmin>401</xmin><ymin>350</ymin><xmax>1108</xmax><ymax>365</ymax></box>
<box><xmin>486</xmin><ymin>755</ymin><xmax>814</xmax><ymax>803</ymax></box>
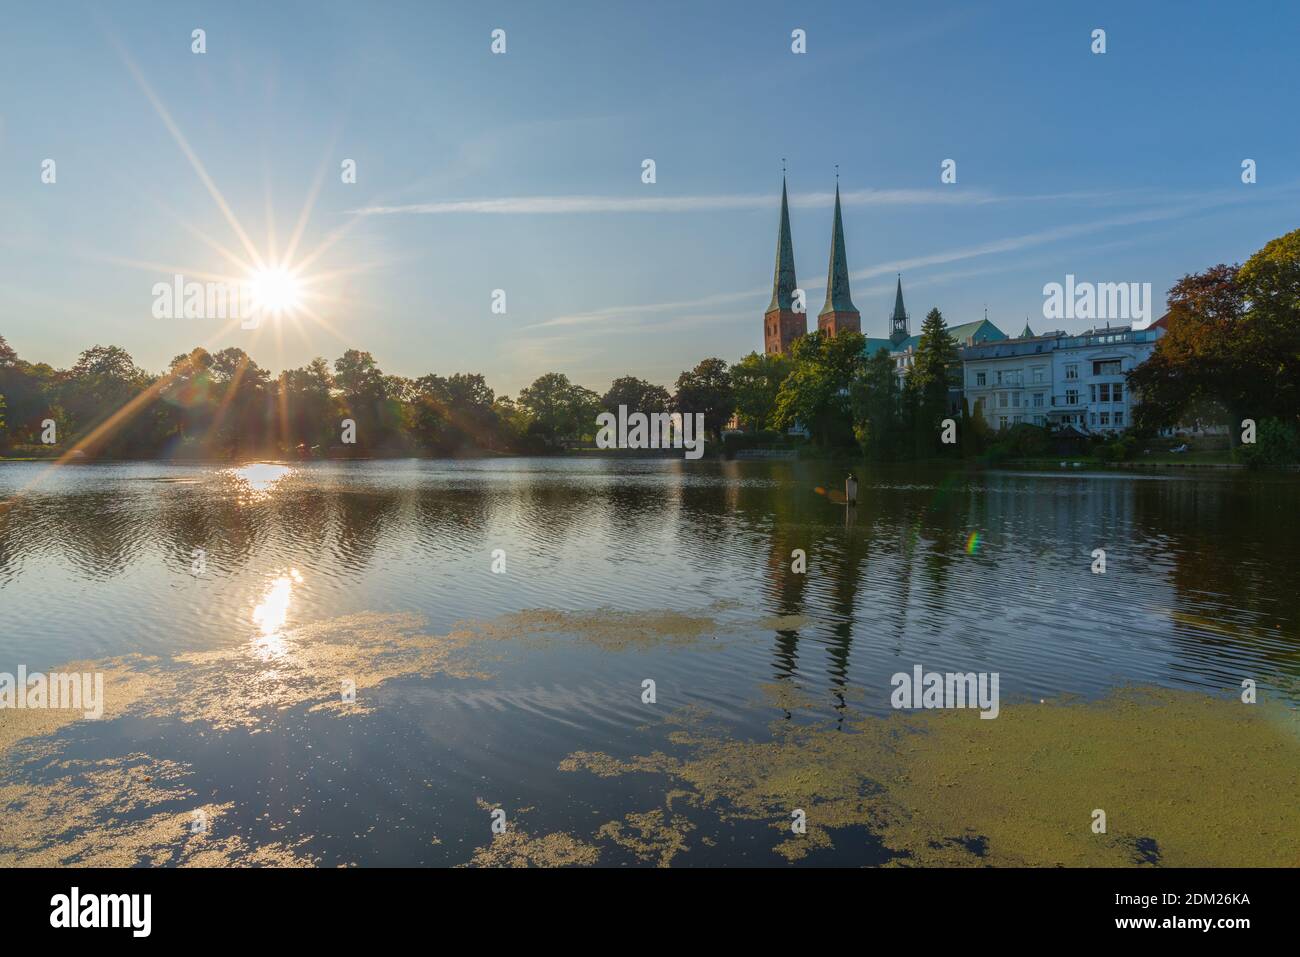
<box><xmin>1</xmin><ymin>458</ymin><xmax>1297</xmax><ymax>866</ymax></box>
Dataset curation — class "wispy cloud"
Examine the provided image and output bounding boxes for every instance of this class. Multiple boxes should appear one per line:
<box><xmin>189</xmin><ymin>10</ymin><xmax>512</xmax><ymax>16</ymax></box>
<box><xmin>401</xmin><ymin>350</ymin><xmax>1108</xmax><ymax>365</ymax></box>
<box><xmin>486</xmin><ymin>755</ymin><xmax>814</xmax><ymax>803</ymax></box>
<box><xmin>349</xmin><ymin>188</ymin><xmax>1008</xmax><ymax>217</ymax></box>
<box><xmin>520</xmin><ymin>203</ymin><xmax>1205</xmax><ymax>335</ymax></box>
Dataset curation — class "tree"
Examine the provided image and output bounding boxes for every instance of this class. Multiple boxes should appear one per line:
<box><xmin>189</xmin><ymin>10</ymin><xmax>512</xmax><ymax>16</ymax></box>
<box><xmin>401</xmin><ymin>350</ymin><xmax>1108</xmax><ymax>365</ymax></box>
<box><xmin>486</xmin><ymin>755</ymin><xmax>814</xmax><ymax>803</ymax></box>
<box><xmin>905</xmin><ymin>308</ymin><xmax>960</xmax><ymax>456</ymax></box>
<box><xmin>601</xmin><ymin>376</ymin><xmax>671</xmax><ymax>416</ymax></box>
<box><xmin>61</xmin><ymin>345</ymin><xmax>155</xmax><ymax>456</ymax></box>
<box><xmin>518</xmin><ymin>373</ymin><xmax>600</xmax><ymax>448</ymax></box>
<box><xmin>772</xmin><ymin>331</ymin><xmax>864</xmax><ymax>446</ymax></box>
<box><xmin>673</xmin><ymin>358</ymin><xmax>734</xmax><ymax>439</ymax></box>
<box><xmin>1128</xmin><ymin>264</ymin><xmax>1261</xmax><ymax>443</ymax></box>
<box><xmin>280</xmin><ymin>358</ymin><xmax>339</xmax><ymax>452</ymax></box>
<box><xmin>850</xmin><ymin>347</ymin><xmax>900</xmax><ymax>459</ymax></box>
<box><xmin>1235</xmin><ymin>229</ymin><xmax>1300</xmax><ymax>418</ymax></box>
<box><xmin>730</xmin><ymin>351</ymin><xmax>791</xmax><ymax>431</ymax></box>
<box><xmin>333</xmin><ymin>350</ymin><xmax>406</xmax><ymax>452</ymax></box>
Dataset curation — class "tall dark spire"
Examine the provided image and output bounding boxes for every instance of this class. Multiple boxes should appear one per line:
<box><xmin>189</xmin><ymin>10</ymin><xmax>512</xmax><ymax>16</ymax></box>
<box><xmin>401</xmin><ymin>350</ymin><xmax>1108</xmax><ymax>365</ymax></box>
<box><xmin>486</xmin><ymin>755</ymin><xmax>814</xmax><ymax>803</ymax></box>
<box><xmin>767</xmin><ymin>177</ymin><xmax>797</xmax><ymax>313</ymax></box>
<box><xmin>889</xmin><ymin>274</ymin><xmax>909</xmax><ymax>345</ymax></box>
<box><xmin>764</xmin><ymin>174</ymin><xmax>806</xmax><ymax>355</ymax></box>
<box><xmin>818</xmin><ymin>183</ymin><xmax>858</xmax><ymax>322</ymax></box>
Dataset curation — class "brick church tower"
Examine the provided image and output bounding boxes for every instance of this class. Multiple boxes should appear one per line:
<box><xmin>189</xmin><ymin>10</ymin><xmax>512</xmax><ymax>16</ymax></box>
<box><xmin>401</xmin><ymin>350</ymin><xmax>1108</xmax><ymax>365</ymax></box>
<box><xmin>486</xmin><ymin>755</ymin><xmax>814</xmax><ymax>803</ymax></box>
<box><xmin>763</xmin><ymin>177</ymin><xmax>806</xmax><ymax>355</ymax></box>
<box><xmin>817</xmin><ymin>182</ymin><xmax>861</xmax><ymax>336</ymax></box>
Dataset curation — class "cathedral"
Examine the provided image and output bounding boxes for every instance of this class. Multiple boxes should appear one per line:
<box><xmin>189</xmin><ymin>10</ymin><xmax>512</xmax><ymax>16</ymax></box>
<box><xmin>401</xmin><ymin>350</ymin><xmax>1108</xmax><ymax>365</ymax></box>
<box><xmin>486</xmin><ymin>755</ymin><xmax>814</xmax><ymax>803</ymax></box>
<box><xmin>762</xmin><ymin>177</ymin><xmax>1005</xmax><ymax>374</ymax></box>
<box><xmin>764</xmin><ymin>176</ymin><xmax>875</xmax><ymax>355</ymax></box>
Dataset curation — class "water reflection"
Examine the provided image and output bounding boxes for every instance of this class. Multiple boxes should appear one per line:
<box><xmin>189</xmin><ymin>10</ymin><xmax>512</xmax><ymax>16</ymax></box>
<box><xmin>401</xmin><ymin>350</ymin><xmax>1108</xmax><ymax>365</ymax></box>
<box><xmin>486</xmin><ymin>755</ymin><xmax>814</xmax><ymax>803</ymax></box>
<box><xmin>224</xmin><ymin>462</ymin><xmax>293</xmax><ymax>500</ymax></box>
<box><xmin>0</xmin><ymin>459</ymin><xmax>1296</xmax><ymax>704</ymax></box>
<box><xmin>251</xmin><ymin>568</ymin><xmax>304</xmax><ymax>659</ymax></box>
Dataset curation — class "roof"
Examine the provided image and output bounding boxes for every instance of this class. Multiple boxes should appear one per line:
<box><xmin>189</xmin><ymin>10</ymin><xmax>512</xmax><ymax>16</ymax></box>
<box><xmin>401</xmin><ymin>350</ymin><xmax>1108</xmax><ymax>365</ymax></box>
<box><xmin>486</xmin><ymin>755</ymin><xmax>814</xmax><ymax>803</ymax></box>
<box><xmin>766</xmin><ymin>178</ymin><xmax>798</xmax><ymax>313</ymax></box>
<box><xmin>818</xmin><ymin>184</ymin><xmax>859</xmax><ymax>318</ymax></box>
<box><xmin>895</xmin><ymin>318</ymin><xmax>1007</xmax><ymax>353</ymax></box>
<box><xmin>891</xmin><ymin>276</ymin><xmax>908</xmax><ymax>322</ymax></box>
<box><xmin>861</xmin><ymin>317</ymin><xmax>1007</xmax><ymax>358</ymax></box>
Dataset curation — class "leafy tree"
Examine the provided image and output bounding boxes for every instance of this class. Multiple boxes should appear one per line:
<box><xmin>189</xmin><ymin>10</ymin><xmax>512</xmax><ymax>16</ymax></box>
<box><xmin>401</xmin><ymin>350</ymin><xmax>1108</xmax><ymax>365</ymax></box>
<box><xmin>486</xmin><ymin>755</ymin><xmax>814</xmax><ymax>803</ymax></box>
<box><xmin>1238</xmin><ymin>418</ymin><xmax>1300</xmax><ymax>469</ymax></box>
<box><xmin>1235</xmin><ymin>229</ymin><xmax>1300</xmax><ymax>418</ymax></box>
<box><xmin>772</xmin><ymin>331</ymin><xmax>864</xmax><ymax>445</ymax></box>
<box><xmin>850</xmin><ymin>347</ymin><xmax>899</xmax><ymax>459</ymax></box>
<box><xmin>1128</xmin><ymin>265</ymin><xmax>1251</xmax><ymax>441</ymax></box>
<box><xmin>61</xmin><ymin>345</ymin><xmax>155</xmax><ymax>456</ymax></box>
<box><xmin>518</xmin><ymin>373</ymin><xmax>600</xmax><ymax>448</ymax></box>
<box><xmin>280</xmin><ymin>358</ymin><xmax>339</xmax><ymax>452</ymax></box>
<box><xmin>674</xmin><ymin>357</ymin><xmax>734</xmax><ymax>440</ymax></box>
<box><xmin>730</xmin><ymin>352</ymin><xmax>791</xmax><ymax>431</ymax></box>
<box><xmin>0</xmin><ymin>337</ymin><xmax>57</xmax><ymax>444</ymax></box>
<box><xmin>601</xmin><ymin>376</ymin><xmax>671</xmax><ymax>415</ymax></box>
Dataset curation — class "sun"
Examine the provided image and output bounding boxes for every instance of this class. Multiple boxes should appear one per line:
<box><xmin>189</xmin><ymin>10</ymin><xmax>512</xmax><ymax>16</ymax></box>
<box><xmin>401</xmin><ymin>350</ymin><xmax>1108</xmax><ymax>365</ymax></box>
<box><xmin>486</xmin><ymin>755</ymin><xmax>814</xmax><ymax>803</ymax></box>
<box><xmin>248</xmin><ymin>266</ymin><xmax>303</xmax><ymax>318</ymax></box>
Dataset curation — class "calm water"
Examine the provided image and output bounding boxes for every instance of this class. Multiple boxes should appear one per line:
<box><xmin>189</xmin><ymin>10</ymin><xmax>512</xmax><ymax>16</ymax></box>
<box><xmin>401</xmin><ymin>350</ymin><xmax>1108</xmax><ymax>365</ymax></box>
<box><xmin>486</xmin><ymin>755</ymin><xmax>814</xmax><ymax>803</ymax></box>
<box><xmin>1</xmin><ymin>458</ymin><xmax>1297</xmax><ymax>865</ymax></box>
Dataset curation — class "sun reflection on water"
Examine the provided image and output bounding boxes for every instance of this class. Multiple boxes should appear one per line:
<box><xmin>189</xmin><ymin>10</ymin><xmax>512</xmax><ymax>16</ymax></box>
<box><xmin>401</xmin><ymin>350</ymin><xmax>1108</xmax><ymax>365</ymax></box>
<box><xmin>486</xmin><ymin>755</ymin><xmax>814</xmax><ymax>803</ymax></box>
<box><xmin>251</xmin><ymin>568</ymin><xmax>304</xmax><ymax>659</ymax></box>
<box><xmin>225</xmin><ymin>462</ymin><xmax>293</xmax><ymax>500</ymax></box>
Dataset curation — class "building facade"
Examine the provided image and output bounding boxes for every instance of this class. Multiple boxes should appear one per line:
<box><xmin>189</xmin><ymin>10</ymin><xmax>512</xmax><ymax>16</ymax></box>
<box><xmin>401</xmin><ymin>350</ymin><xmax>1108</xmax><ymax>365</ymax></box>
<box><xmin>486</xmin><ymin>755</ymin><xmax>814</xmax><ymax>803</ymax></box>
<box><xmin>862</xmin><ymin>278</ymin><xmax>1007</xmax><ymax>388</ymax></box>
<box><xmin>960</xmin><ymin>324</ymin><xmax>1164</xmax><ymax>434</ymax></box>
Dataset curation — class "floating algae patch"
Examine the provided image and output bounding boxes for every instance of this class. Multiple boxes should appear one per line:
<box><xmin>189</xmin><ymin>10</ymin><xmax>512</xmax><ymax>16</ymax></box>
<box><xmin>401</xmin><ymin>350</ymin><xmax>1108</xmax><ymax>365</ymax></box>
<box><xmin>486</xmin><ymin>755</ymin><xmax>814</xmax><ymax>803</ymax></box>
<box><xmin>148</xmin><ymin>612</ymin><xmax>496</xmax><ymax>730</ymax></box>
<box><xmin>0</xmin><ymin>660</ymin><xmax>165</xmax><ymax>755</ymax></box>
<box><xmin>562</xmin><ymin>687</ymin><xmax>1300</xmax><ymax>867</ymax></box>
<box><xmin>469</xmin><ymin>608</ymin><xmax>721</xmax><ymax>652</ymax></box>
<box><xmin>0</xmin><ymin>749</ymin><xmax>315</xmax><ymax>866</ymax></box>
<box><xmin>3</xmin><ymin>604</ymin><xmax>767</xmax><ymax>751</ymax></box>
<box><xmin>461</xmin><ymin>802</ymin><xmax>600</xmax><ymax>868</ymax></box>
<box><xmin>595</xmin><ymin>808</ymin><xmax>696</xmax><ymax>867</ymax></box>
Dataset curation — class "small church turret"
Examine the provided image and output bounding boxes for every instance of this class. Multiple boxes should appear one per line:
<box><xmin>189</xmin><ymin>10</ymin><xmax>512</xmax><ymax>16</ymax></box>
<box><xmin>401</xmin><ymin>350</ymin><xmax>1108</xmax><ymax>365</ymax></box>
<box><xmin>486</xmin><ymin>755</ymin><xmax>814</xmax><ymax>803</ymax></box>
<box><xmin>889</xmin><ymin>274</ymin><xmax>909</xmax><ymax>346</ymax></box>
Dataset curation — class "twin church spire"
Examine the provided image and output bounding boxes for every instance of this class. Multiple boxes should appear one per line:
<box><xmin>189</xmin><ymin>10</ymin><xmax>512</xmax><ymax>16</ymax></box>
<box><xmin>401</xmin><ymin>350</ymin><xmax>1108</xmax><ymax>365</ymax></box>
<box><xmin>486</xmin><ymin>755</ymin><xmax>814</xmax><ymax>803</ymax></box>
<box><xmin>764</xmin><ymin>174</ymin><xmax>896</xmax><ymax>356</ymax></box>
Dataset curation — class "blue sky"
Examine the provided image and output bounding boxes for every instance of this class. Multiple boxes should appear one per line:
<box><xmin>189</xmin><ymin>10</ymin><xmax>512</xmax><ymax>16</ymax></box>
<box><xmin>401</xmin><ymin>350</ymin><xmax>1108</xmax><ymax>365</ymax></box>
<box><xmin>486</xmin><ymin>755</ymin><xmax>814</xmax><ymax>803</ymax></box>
<box><xmin>1</xmin><ymin>0</ymin><xmax>1297</xmax><ymax>394</ymax></box>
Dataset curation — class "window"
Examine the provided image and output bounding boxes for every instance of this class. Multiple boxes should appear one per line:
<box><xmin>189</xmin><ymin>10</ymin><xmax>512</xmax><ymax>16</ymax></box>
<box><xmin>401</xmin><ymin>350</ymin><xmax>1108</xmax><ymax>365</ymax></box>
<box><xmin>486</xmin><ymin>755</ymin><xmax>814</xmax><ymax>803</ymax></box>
<box><xmin>1034</xmin><ymin>415</ymin><xmax>1045</xmax><ymax>426</ymax></box>
<box><xmin>1066</xmin><ymin>364</ymin><xmax>1079</xmax><ymax>380</ymax></box>
<box><xmin>999</xmin><ymin>416</ymin><xmax>1009</xmax><ymax>430</ymax></box>
<box><xmin>1013</xmin><ymin>415</ymin><xmax>1022</xmax><ymax>425</ymax></box>
<box><xmin>1099</xmin><ymin>383</ymin><xmax>1110</xmax><ymax>402</ymax></box>
<box><xmin>1090</xmin><ymin>413</ymin><xmax>1097</xmax><ymax>426</ymax></box>
<box><xmin>1033</xmin><ymin>393</ymin><xmax>1044</xmax><ymax>408</ymax></box>
<box><xmin>1066</xmin><ymin>389</ymin><xmax>1079</xmax><ymax>405</ymax></box>
<box><xmin>1113</xmin><ymin>382</ymin><xmax>1123</xmax><ymax>402</ymax></box>
<box><xmin>1114</xmin><ymin>411</ymin><xmax>1123</xmax><ymax>427</ymax></box>
<box><xmin>1012</xmin><ymin>392</ymin><xmax>1020</xmax><ymax>408</ymax></box>
<box><xmin>1094</xmin><ymin>359</ymin><xmax>1122</xmax><ymax>376</ymax></box>
<box><xmin>1089</xmin><ymin>384</ymin><xmax>1097</xmax><ymax>402</ymax></box>
<box><xmin>1033</xmin><ymin>368</ymin><xmax>1044</xmax><ymax>384</ymax></box>
<box><xmin>1100</xmin><ymin>411</ymin><xmax>1111</xmax><ymax>427</ymax></box>
<box><xmin>998</xmin><ymin>392</ymin><xmax>1008</xmax><ymax>408</ymax></box>
<box><xmin>976</xmin><ymin>372</ymin><xmax>986</xmax><ymax>386</ymax></box>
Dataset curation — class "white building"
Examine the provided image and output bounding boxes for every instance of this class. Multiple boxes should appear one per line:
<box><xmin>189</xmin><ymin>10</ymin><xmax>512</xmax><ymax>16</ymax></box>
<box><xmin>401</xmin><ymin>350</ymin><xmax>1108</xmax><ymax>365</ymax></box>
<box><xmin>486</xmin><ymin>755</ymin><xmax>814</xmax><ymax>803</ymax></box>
<box><xmin>960</xmin><ymin>323</ymin><xmax>1164</xmax><ymax>434</ymax></box>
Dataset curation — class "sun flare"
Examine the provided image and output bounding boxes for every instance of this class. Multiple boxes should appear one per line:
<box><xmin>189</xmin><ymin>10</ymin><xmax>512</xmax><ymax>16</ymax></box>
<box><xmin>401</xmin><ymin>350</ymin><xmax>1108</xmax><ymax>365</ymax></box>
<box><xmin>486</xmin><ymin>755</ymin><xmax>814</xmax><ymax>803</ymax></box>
<box><xmin>248</xmin><ymin>266</ymin><xmax>303</xmax><ymax>317</ymax></box>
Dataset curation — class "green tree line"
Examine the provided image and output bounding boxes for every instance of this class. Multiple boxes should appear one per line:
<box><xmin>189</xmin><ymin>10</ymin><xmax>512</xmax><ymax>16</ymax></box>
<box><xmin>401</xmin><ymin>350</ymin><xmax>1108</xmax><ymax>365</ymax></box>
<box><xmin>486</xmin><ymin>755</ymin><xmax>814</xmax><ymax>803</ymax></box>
<box><xmin>3</xmin><ymin>228</ymin><xmax>1296</xmax><ymax>463</ymax></box>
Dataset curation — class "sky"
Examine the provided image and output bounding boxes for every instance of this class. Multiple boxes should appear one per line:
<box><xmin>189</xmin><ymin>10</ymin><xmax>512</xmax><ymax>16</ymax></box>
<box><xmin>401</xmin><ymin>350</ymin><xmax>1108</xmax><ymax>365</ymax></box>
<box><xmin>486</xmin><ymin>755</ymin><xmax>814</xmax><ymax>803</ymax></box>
<box><xmin>1</xmin><ymin>0</ymin><xmax>1298</xmax><ymax>395</ymax></box>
